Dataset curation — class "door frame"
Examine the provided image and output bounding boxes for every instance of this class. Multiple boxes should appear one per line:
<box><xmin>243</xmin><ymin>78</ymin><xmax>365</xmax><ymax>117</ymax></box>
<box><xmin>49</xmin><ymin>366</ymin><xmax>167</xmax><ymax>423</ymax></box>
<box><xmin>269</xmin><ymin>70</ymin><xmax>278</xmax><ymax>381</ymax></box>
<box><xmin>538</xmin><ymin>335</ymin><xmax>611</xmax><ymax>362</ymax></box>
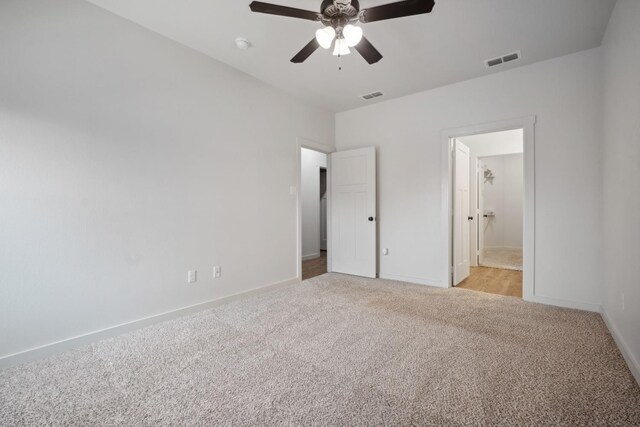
<box><xmin>296</xmin><ymin>137</ymin><xmax>335</xmax><ymax>282</ymax></box>
<box><xmin>441</xmin><ymin>116</ymin><xmax>536</xmax><ymax>300</ymax></box>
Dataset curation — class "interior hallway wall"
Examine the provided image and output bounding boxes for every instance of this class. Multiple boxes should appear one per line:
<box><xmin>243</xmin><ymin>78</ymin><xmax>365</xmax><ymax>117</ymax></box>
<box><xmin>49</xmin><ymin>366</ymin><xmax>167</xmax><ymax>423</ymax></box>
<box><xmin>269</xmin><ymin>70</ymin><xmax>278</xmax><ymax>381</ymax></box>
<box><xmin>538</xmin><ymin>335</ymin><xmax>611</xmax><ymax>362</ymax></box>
<box><xmin>0</xmin><ymin>0</ymin><xmax>334</xmax><ymax>361</ymax></box>
<box><xmin>320</xmin><ymin>169</ymin><xmax>328</xmax><ymax>251</ymax></box>
<box><xmin>301</xmin><ymin>148</ymin><xmax>327</xmax><ymax>260</ymax></box>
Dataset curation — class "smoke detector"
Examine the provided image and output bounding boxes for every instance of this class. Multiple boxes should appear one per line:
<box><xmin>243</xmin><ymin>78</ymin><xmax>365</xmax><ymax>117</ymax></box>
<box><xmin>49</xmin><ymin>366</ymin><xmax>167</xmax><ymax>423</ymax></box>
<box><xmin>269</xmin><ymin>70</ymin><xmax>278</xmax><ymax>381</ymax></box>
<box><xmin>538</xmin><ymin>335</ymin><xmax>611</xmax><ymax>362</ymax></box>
<box><xmin>235</xmin><ymin>38</ymin><xmax>252</xmax><ymax>50</ymax></box>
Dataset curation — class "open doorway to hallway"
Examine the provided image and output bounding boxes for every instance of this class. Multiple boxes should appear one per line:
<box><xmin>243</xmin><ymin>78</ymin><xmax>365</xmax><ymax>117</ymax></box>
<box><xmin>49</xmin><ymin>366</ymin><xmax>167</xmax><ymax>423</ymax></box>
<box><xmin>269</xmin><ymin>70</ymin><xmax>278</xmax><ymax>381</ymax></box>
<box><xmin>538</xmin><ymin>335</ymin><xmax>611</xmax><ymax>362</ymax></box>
<box><xmin>452</xmin><ymin>129</ymin><xmax>524</xmax><ymax>297</ymax></box>
<box><xmin>300</xmin><ymin>147</ymin><xmax>328</xmax><ymax>280</ymax></box>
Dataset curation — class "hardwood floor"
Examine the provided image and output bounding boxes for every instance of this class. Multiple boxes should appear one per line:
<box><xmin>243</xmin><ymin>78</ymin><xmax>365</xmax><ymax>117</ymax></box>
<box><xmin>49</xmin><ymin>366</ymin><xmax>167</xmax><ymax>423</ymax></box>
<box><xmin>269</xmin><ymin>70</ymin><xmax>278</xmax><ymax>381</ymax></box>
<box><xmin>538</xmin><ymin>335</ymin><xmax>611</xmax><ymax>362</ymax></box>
<box><xmin>457</xmin><ymin>266</ymin><xmax>523</xmax><ymax>297</ymax></box>
<box><xmin>301</xmin><ymin>251</ymin><xmax>327</xmax><ymax>280</ymax></box>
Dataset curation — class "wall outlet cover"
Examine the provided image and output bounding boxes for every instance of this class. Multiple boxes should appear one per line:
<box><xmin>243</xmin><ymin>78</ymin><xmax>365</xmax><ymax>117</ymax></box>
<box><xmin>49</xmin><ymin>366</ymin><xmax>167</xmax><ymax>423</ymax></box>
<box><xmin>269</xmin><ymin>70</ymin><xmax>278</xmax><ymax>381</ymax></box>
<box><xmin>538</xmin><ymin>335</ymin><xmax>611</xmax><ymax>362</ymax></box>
<box><xmin>187</xmin><ymin>270</ymin><xmax>197</xmax><ymax>283</ymax></box>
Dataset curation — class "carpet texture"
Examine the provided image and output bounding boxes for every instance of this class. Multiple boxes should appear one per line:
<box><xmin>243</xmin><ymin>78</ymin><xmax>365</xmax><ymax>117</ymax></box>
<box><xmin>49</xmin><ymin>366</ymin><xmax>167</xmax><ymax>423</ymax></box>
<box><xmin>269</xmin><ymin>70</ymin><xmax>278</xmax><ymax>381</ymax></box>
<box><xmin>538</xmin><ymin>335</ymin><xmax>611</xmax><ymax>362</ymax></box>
<box><xmin>481</xmin><ymin>248</ymin><xmax>523</xmax><ymax>271</ymax></box>
<box><xmin>1</xmin><ymin>273</ymin><xmax>639</xmax><ymax>426</ymax></box>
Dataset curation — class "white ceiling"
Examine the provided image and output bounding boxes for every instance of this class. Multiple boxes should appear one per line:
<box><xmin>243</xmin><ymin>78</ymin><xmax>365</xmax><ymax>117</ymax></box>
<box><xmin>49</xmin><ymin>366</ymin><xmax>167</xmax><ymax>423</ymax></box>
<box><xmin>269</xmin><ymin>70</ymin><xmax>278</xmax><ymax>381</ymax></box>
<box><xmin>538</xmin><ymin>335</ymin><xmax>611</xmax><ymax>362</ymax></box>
<box><xmin>85</xmin><ymin>0</ymin><xmax>615</xmax><ymax>112</ymax></box>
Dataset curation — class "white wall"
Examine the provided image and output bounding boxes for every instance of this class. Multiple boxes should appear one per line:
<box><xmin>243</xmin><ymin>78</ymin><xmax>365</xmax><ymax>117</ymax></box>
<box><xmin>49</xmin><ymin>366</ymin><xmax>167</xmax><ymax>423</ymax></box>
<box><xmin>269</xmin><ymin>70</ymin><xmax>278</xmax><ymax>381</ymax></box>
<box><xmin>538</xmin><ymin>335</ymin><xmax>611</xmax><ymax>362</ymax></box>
<box><xmin>0</xmin><ymin>0</ymin><xmax>334</xmax><ymax>360</ymax></box>
<box><xmin>601</xmin><ymin>0</ymin><xmax>640</xmax><ymax>382</ymax></box>
<box><xmin>300</xmin><ymin>148</ymin><xmax>327</xmax><ymax>260</ymax></box>
<box><xmin>480</xmin><ymin>154</ymin><xmax>524</xmax><ymax>249</ymax></box>
<box><xmin>336</xmin><ymin>48</ymin><xmax>603</xmax><ymax>307</ymax></box>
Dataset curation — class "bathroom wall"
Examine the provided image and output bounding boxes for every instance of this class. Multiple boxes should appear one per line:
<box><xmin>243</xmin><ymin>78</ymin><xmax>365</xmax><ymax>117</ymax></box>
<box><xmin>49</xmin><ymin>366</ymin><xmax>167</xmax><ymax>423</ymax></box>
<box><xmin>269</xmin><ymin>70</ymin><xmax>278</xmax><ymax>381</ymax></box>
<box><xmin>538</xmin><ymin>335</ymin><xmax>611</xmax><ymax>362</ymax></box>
<box><xmin>480</xmin><ymin>154</ymin><xmax>524</xmax><ymax>249</ymax></box>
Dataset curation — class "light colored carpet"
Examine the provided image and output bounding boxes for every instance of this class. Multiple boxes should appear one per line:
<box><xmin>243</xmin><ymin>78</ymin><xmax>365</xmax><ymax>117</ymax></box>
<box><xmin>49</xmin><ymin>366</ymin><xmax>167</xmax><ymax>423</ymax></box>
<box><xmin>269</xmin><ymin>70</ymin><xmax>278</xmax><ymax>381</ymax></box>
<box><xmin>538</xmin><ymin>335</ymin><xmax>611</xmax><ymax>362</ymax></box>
<box><xmin>481</xmin><ymin>248</ymin><xmax>523</xmax><ymax>271</ymax></box>
<box><xmin>1</xmin><ymin>273</ymin><xmax>639</xmax><ymax>426</ymax></box>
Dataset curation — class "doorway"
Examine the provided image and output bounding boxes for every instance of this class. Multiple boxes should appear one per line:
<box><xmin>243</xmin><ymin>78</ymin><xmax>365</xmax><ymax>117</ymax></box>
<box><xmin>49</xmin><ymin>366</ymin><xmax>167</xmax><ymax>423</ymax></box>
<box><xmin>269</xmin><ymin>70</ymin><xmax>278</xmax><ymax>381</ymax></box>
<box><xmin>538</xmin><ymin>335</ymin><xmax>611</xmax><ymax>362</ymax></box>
<box><xmin>300</xmin><ymin>147</ymin><xmax>328</xmax><ymax>280</ymax></box>
<box><xmin>297</xmin><ymin>141</ymin><xmax>378</xmax><ymax>282</ymax></box>
<box><xmin>454</xmin><ymin>129</ymin><xmax>524</xmax><ymax>296</ymax></box>
<box><xmin>443</xmin><ymin>117</ymin><xmax>535</xmax><ymax>300</ymax></box>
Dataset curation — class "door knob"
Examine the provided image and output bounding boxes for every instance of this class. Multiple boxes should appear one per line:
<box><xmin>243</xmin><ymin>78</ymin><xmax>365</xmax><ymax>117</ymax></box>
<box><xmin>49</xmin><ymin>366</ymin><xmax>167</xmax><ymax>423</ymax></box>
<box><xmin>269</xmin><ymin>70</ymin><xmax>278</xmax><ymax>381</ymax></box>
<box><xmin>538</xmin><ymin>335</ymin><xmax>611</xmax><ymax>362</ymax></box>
<box><xmin>468</xmin><ymin>216</ymin><xmax>474</xmax><ymax>220</ymax></box>
<box><xmin>368</xmin><ymin>217</ymin><xmax>375</xmax><ymax>221</ymax></box>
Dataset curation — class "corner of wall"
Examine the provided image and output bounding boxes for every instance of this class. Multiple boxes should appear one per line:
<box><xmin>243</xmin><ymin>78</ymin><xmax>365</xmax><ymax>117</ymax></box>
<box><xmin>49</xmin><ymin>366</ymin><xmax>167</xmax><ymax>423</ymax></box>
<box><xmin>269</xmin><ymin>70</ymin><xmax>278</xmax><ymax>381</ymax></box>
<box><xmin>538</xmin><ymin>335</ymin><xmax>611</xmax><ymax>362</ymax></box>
<box><xmin>601</xmin><ymin>309</ymin><xmax>640</xmax><ymax>385</ymax></box>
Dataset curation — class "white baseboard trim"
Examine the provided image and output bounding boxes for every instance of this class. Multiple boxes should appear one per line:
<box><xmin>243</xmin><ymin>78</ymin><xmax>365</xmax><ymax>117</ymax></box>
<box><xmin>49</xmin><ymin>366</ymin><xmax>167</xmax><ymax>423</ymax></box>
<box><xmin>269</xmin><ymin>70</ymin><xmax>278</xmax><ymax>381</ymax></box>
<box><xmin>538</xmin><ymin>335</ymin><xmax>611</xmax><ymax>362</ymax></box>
<box><xmin>0</xmin><ymin>277</ymin><xmax>300</xmax><ymax>370</ymax></box>
<box><xmin>601</xmin><ymin>309</ymin><xmax>640</xmax><ymax>386</ymax></box>
<box><xmin>379</xmin><ymin>273</ymin><xmax>445</xmax><ymax>288</ymax></box>
<box><xmin>524</xmin><ymin>295</ymin><xmax>601</xmax><ymax>313</ymax></box>
<box><xmin>301</xmin><ymin>253</ymin><xmax>320</xmax><ymax>261</ymax></box>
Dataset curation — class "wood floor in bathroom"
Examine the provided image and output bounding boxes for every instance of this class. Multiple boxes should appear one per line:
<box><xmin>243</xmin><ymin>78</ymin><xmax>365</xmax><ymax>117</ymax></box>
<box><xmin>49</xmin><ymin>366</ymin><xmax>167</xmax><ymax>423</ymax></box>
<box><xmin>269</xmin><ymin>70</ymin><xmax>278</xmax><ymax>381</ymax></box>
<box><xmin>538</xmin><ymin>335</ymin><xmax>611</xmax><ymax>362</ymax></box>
<box><xmin>457</xmin><ymin>266</ymin><xmax>523</xmax><ymax>298</ymax></box>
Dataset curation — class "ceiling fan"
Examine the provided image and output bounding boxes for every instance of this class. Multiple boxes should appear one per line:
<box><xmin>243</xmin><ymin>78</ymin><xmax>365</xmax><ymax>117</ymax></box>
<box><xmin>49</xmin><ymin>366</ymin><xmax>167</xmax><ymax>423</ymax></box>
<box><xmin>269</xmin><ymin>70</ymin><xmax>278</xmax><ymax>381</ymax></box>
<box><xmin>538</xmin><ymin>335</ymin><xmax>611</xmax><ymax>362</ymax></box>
<box><xmin>249</xmin><ymin>0</ymin><xmax>435</xmax><ymax>64</ymax></box>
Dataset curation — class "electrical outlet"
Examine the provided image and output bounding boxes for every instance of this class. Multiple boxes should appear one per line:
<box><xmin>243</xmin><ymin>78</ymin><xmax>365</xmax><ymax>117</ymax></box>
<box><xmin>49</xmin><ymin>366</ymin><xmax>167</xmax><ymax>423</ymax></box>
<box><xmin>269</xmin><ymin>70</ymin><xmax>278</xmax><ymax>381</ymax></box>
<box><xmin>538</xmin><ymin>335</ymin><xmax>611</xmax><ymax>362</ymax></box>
<box><xmin>187</xmin><ymin>270</ymin><xmax>197</xmax><ymax>283</ymax></box>
<box><xmin>213</xmin><ymin>266</ymin><xmax>221</xmax><ymax>278</ymax></box>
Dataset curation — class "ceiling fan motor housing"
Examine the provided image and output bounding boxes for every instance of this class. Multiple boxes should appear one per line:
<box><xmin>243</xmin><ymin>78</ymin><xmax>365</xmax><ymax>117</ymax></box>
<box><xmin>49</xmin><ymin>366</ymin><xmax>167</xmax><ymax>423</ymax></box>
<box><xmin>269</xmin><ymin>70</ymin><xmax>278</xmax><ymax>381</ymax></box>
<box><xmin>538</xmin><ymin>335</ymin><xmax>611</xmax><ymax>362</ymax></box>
<box><xmin>321</xmin><ymin>0</ymin><xmax>360</xmax><ymax>27</ymax></box>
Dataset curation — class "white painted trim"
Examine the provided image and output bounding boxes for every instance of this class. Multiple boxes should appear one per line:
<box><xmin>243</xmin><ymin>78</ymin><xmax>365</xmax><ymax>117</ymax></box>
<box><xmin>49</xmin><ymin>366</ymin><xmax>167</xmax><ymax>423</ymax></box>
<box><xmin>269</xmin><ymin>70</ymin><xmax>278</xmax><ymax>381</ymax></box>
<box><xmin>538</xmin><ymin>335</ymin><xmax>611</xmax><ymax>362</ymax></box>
<box><xmin>296</xmin><ymin>138</ymin><xmax>335</xmax><ymax>282</ymax></box>
<box><xmin>379</xmin><ymin>273</ymin><xmax>445</xmax><ymax>288</ymax></box>
<box><xmin>442</xmin><ymin>116</ymin><xmax>536</xmax><ymax>301</ymax></box>
<box><xmin>526</xmin><ymin>295</ymin><xmax>601</xmax><ymax>313</ymax></box>
<box><xmin>301</xmin><ymin>253</ymin><xmax>321</xmax><ymax>261</ymax></box>
<box><xmin>601</xmin><ymin>310</ymin><xmax>640</xmax><ymax>386</ymax></box>
<box><xmin>0</xmin><ymin>277</ymin><xmax>300</xmax><ymax>369</ymax></box>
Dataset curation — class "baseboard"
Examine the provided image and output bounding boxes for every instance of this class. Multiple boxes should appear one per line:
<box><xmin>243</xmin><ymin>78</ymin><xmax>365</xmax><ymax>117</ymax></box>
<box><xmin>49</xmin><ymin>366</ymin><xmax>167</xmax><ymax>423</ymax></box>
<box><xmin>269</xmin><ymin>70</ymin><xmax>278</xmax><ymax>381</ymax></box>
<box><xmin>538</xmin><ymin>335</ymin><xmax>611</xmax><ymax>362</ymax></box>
<box><xmin>301</xmin><ymin>253</ymin><xmax>320</xmax><ymax>261</ymax></box>
<box><xmin>378</xmin><ymin>273</ymin><xmax>445</xmax><ymax>288</ymax></box>
<box><xmin>601</xmin><ymin>309</ymin><xmax>640</xmax><ymax>386</ymax></box>
<box><xmin>524</xmin><ymin>295</ymin><xmax>601</xmax><ymax>313</ymax></box>
<box><xmin>0</xmin><ymin>277</ymin><xmax>300</xmax><ymax>370</ymax></box>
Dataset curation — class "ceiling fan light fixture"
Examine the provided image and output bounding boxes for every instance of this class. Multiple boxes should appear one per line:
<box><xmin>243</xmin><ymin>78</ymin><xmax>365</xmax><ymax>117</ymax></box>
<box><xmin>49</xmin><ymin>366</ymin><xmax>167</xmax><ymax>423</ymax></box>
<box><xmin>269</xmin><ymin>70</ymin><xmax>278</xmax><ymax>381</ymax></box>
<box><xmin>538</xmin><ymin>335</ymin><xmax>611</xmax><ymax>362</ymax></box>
<box><xmin>332</xmin><ymin>37</ymin><xmax>351</xmax><ymax>56</ymax></box>
<box><xmin>315</xmin><ymin>26</ymin><xmax>336</xmax><ymax>49</ymax></box>
<box><xmin>343</xmin><ymin>24</ymin><xmax>363</xmax><ymax>47</ymax></box>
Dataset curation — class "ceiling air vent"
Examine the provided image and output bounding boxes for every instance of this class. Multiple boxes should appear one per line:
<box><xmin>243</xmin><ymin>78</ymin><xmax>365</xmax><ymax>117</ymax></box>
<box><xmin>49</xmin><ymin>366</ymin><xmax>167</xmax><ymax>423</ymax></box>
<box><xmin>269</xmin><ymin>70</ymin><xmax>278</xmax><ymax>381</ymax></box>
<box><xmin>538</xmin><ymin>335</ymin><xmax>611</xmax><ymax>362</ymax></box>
<box><xmin>485</xmin><ymin>50</ymin><xmax>521</xmax><ymax>68</ymax></box>
<box><xmin>361</xmin><ymin>91</ymin><xmax>384</xmax><ymax>100</ymax></box>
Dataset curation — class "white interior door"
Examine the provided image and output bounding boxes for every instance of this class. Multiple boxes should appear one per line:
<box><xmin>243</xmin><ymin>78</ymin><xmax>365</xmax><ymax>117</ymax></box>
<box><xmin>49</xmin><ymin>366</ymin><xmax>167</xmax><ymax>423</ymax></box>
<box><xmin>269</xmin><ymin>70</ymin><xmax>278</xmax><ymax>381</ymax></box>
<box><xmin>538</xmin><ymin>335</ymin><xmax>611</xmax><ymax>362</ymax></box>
<box><xmin>478</xmin><ymin>159</ymin><xmax>485</xmax><ymax>266</ymax></box>
<box><xmin>453</xmin><ymin>140</ymin><xmax>471</xmax><ymax>285</ymax></box>
<box><xmin>330</xmin><ymin>147</ymin><xmax>377</xmax><ymax>278</ymax></box>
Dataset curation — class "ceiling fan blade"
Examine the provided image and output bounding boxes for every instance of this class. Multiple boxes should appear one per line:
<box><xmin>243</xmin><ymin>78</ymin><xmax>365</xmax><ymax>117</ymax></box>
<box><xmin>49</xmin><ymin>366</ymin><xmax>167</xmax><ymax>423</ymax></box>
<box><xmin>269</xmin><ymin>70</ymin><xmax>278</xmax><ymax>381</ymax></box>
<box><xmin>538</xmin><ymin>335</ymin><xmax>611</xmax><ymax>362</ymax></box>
<box><xmin>354</xmin><ymin>36</ymin><xmax>383</xmax><ymax>64</ymax></box>
<box><xmin>291</xmin><ymin>38</ymin><xmax>321</xmax><ymax>63</ymax></box>
<box><xmin>359</xmin><ymin>0</ymin><xmax>435</xmax><ymax>23</ymax></box>
<box><xmin>249</xmin><ymin>1</ymin><xmax>320</xmax><ymax>21</ymax></box>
